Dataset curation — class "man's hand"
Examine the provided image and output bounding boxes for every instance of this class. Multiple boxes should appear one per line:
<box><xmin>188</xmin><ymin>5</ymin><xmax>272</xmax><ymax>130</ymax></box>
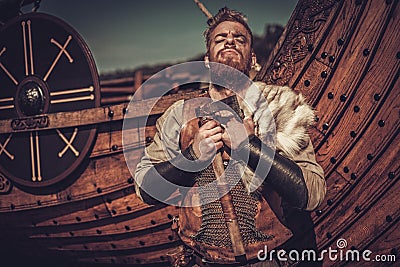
<box><xmin>192</xmin><ymin>120</ymin><xmax>224</xmax><ymax>160</ymax></box>
<box><xmin>222</xmin><ymin>116</ymin><xmax>255</xmax><ymax>150</ymax></box>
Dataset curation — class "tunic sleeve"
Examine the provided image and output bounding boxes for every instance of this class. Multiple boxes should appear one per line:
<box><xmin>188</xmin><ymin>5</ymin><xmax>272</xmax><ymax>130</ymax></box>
<box><xmin>291</xmin><ymin>138</ymin><xmax>326</xmax><ymax>211</ymax></box>
<box><xmin>134</xmin><ymin>100</ymin><xmax>184</xmax><ymax>201</ymax></box>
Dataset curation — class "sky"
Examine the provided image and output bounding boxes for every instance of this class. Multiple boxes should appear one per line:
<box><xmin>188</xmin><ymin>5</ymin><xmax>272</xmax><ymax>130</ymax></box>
<box><xmin>31</xmin><ymin>0</ymin><xmax>298</xmax><ymax>74</ymax></box>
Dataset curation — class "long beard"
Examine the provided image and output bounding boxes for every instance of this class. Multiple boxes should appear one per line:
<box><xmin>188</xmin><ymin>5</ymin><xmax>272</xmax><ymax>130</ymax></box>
<box><xmin>219</xmin><ymin>56</ymin><xmax>250</xmax><ymax>74</ymax></box>
<box><xmin>209</xmin><ymin>55</ymin><xmax>252</xmax><ymax>91</ymax></box>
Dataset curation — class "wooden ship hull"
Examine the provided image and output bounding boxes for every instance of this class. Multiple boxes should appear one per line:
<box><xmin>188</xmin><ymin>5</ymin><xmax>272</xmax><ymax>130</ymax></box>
<box><xmin>0</xmin><ymin>0</ymin><xmax>398</xmax><ymax>266</ymax></box>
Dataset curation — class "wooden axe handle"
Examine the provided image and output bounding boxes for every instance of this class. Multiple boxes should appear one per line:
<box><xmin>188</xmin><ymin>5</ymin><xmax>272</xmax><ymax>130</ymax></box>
<box><xmin>212</xmin><ymin>152</ymin><xmax>247</xmax><ymax>262</ymax></box>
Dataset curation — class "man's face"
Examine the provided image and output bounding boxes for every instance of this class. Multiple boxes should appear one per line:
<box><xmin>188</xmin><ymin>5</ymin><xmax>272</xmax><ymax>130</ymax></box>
<box><xmin>207</xmin><ymin>21</ymin><xmax>253</xmax><ymax>75</ymax></box>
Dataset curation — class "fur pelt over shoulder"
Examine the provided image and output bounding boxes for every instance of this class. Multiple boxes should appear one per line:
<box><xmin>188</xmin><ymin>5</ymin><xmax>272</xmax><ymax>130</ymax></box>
<box><xmin>243</xmin><ymin>82</ymin><xmax>315</xmax><ymax>158</ymax></box>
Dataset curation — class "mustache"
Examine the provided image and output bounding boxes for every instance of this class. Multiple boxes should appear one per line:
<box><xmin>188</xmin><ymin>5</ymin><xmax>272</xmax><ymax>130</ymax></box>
<box><xmin>218</xmin><ymin>48</ymin><xmax>243</xmax><ymax>58</ymax></box>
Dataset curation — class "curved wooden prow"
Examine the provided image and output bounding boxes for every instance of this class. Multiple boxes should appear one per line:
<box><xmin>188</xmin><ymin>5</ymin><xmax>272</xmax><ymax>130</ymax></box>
<box><xmin>257</xmin><ymin>0</ymin><xmax>399</xmax><ymax>265</ymax></box>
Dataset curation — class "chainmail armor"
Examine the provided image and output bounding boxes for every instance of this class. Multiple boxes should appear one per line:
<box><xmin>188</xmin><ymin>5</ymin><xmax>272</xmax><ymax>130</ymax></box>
<box><xmin>192</xmin><ymin>161</ymin><xmax>273</xmax><ymax>247</ymax></box>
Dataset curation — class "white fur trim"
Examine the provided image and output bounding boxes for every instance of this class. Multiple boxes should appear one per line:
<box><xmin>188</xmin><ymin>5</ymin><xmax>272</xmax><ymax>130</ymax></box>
<box><xmin>243</xmin><ymin>82</ymin><xmax>315</xmax><ymax>158</ymax></box>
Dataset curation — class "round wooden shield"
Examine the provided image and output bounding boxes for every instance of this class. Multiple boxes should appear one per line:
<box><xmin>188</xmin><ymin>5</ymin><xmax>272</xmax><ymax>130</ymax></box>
<box><xmin>0</xmin><ymin>12</ymin><xmax>100</xmax><ymax>188</ymax></box>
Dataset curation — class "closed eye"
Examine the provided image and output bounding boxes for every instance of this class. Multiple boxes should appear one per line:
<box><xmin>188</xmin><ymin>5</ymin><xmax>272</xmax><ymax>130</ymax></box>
<box><xmin>215</xmin><ymin>36</ymin><xmax>225</xmax><ymax>43</ymax></box>
<box><xmin>235</xmin><ymin>36</ymin><xmax>246</xmax><ymax>44</ymax></box>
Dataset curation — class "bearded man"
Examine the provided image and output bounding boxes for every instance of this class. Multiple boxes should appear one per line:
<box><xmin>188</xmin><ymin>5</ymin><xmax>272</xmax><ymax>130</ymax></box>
<box><xmin>134</xmin><ymin>7</ymin><xmax>326</xmax><ymax>267</ymax></box>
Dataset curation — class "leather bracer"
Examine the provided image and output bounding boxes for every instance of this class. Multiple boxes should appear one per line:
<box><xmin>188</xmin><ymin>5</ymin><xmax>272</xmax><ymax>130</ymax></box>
<box><xmin>139</xmin><ymin>145</ymin><xmax>199</xmax><ymax>205</ymax></box>
<box><xmin>235</xmin><ymin>134</ymin><xmax>308</xmax><ymax>209</ymax></box>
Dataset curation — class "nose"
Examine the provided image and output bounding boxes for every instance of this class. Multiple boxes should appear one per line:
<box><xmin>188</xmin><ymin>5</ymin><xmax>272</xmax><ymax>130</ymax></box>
<box><xmin>225</xmin><ymin>33</ymin><xmax>235</xmax><ymax>47</ymax></box>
